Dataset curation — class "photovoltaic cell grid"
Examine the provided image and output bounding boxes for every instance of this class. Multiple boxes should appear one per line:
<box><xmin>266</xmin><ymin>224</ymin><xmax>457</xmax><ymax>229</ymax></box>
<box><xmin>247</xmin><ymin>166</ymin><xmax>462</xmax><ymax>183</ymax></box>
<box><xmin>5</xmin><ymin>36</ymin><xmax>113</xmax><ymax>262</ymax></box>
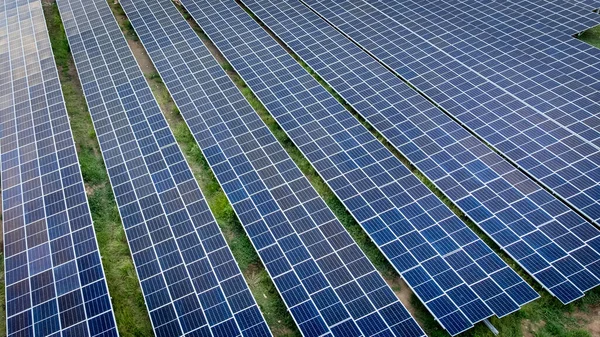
<box><xmin>192</xmin><ymin>0</ymin><xmax>536</xmax><ymax>333</ymax></box>
<box><xmin>177</xmin><ymin>0</ymin><xmax>539</xmax><ymax>335</ymax></box>
<box><xmin>370</xmin><ymin>0</ymin><xmax>600</xmax><ymax>147</ymax></box>
<box><xmin>308</xmin><ymin>0</ymin><xmax>600</xmax><ymax>221</ymax></box>
<box><xmin>0</xmin><ymin>0</ymin><xmax>117</xmax><ymax>335</ymax></box>
<box><xmin>366</xmin><ymin>0</ymin><xmax>600</xmax><ymax>147</ymax></box>
<box><xmin>242</xmin><ymin>0</ymin><xmax>600</xmax><ymax>304</ymax></box>
<box><xmin>567</xmin><ymin>0</ymin><xmax>600</xmax><ymax>10</ymax></box>
<box><xmin>577</xmin><ymin>0</ymin><xmax>600</xmax><ymax>11</ymax></box>
<box><xmin>501</xmin><ymin>0</ymin><xmax>600</xmax><ymax>34</ymax></box>
<box><xmin>118</xmin><ymin>0</ymin><xmax>426</xmax><ymax>336</ymax></box>
<box><xmin>301</xmin><ymin>0</ymin><xmax>600</xmax><ymax>225</ymax></box>
<box><xmin>250</xmin><ymin>0</ymin><xmax>600</xmax><ymax>304</ymax></box>
<box><xmin>55</xmin><ymin>0</ymin><xmax>270</xmax><ymax>336</ymax></box>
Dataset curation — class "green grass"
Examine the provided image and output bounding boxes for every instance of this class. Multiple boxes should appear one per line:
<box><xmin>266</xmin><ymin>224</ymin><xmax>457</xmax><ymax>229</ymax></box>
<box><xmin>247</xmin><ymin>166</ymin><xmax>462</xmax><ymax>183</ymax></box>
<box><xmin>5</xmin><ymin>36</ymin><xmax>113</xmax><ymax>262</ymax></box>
<box><xmin>578</xmin><ymin>25</ymin><xmax>600</xmax><ymax>48</ymax></box>
<box><xmin>43</xmin><ymin>2</ymin><xmax>153</xmax><ymax>336</ymax></box>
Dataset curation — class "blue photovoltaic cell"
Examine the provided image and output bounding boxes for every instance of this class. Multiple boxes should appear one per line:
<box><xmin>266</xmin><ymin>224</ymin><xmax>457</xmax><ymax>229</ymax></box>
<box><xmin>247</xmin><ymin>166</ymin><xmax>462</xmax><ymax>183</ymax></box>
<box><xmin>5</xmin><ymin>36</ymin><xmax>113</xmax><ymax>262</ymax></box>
<box><xmin>301</xmin><ymin>0</ymin><xmax>600</xmax><ymax>225</ymax></box>
<box><xmin>1</xmin><ymin>0</ymin><xmax>117</xmax><ymax>336</ymax></box>
<box><xmin>240</xmin><ymin>0</ymin><xmax>600</xmax><ymax>305</ymax></box>
<box><xmin>55</xmin><ymin>0</ymin><xmax>270</xmax><ymax>336</ymax></box>
<box><xmin>174</xmin><ymin>0</ymin><xmax>538</xmax><ymax>335</ymax></box>
<box><xmin>118</xmin><ymin>0</ymin><xmax>426</xmax><ymax>336</ymax></box>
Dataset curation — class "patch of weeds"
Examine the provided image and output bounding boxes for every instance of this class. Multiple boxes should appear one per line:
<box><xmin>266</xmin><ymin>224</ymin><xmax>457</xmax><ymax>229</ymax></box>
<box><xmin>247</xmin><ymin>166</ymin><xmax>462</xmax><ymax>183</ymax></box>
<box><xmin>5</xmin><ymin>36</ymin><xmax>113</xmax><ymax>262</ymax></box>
<box><xmin>146</xmin><ymin>71</ymin><xmax>163</xmax><ymax>83</ymax></box>
<box><xmin>577</xmin><ymin>25</ymin><xmax>600</xmax><ymax>48</ymax></box>
<box><xmin>121</xmin><ymin>19</ymin><xmax>138</xmax><ymax>41</ymax></box>
<box><xmin>220</xmin><ymin>62</ymin><xmax>234</xmax><ymax>72</ymax></box>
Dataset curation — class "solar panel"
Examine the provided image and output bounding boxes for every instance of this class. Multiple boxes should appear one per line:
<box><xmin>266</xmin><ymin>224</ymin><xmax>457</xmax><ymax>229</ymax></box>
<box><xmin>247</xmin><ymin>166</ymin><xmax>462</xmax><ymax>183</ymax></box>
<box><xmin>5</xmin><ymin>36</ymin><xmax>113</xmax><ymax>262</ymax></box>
<box><xmin>1</xmin><ymin>0</ymin><xmax>118</xmax><ymax>335</ymax></box>
<box><xmin>301</xmin><ymin>0</ymin><xmax>600</xmax><ymax>225</ymax></box>
<box><xmin>235</xmin><ymin>0</ymin><xmax>600</xmax><ymax>305</ymax></box>
<box><xmin>117</xmin><ymin>0</ymin><xmax>427</xmax><ymax>336</ymax></box>
<box><xmin>163</xmin><ymin>0</ymin><xmax>540</xmax><ymax>335</ymax></box>
<box><xmin>54</xmin><ymin>0</ymin><xmax>270</xmax><ymax>336</ymax></box>
<box><xmin>498</xmin><ymin>0</ymin><xmax>600</xmax><ymax>33</ymax></box>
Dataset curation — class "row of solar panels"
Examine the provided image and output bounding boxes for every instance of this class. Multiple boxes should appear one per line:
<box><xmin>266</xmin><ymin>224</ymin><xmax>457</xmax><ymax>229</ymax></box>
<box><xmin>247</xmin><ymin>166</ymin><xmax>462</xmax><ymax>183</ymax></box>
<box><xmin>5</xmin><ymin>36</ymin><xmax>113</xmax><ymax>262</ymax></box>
<box><xmin>2</xmin><ymin>0</ymin><xmax>599</xmax><ymax>336</ymax></box>
<box><xmin>1</xmin><ymin>0</ymin><xmax>118</xmax><ymax>335</ymax></box>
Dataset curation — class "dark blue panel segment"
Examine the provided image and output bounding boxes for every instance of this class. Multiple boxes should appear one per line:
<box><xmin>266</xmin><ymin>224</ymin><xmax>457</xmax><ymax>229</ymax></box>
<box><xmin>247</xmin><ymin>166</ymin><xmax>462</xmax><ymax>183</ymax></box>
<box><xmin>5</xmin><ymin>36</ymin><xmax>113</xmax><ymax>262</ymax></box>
<box><xmin>300</xmin><ymin>0</ymin><xmax>600</xmax><ymax>226</ymax></box>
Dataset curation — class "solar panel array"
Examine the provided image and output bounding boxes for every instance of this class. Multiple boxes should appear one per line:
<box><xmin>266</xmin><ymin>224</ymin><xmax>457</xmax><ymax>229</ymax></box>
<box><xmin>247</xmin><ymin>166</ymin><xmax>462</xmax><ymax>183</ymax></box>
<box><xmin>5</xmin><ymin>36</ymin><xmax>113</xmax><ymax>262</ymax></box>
<box><xmin>359</xmin><ymin>0</ymin><xmax>600</xmax><ymax>146</ymax></box>
<box><xmin>7</xmin><ymin>0</ymin><xmax>598</xmax><ymax>335</ymax></box>
<box><xmin>117</xmin><ymin>0</ymin><xmax>427</xmax><ymax>336</ymax></box>
<box><xmin>370</xmin><ymin>0</ymin><xmax>600</xmax><ymax>143</ymax></box>
<box><xmin>55</xmin><ymin>0</ymin><xmax>270</xmax><ymax>336</ymax></box>
<box><xmin>242</xmin><ymin>0</ymin><xmax>600</xmax><ymax>304</ymax></box>
<box><xmin>301</xmin><ymin>0</ymin><xmax>600</xmax><ymax>225</ymax></box>
<box><xmin>1</xmin><ymin>0</ymin><xmax>118</xmax><ymax>335</ymax></box>
<box><xmin>175</xmin><ymin>0</ymin><xmax>542</xmax><ymax>334</ymax></box>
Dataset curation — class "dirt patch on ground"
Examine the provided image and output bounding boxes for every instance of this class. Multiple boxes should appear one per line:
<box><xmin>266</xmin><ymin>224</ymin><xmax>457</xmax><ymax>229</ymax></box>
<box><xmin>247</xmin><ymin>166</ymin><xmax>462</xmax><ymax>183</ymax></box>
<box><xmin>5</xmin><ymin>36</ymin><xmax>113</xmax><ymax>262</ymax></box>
<box><xmin>127</xmin><ymin>40</ymin><xmax>178</xmax><ymax>118</ymax></box>
<box><xmin>108</xmin><ymin>1</ymin><xmax>155</xmax><ymax>75</ymax></box>
<box><xmin>127</xmin><ymin>40</ymin><xmax>156</xmax><ymax>75</ymax></box>
<box><xmin>65</xmin><ymin>58</ymin><xmax>83</xmax><ymax>90</ymax></box>
<box><xmin>243</xmin><ymin>262</ymin><xmax>262</xmax><ymax>290</ymax></box>
<box><xmin>521</xmin><ymin>319</ymin><xmax>546</xmax><ymax>337</ymax></box>
<box><xmin>386</xmin><ymin>276</ymin><xmax>418</xmax><ymax>318</ymax></box>
<box><xmin>572</xmin><ymin>304</ymin><xmax>600</xmax><ymax>336</ymax></box>
<box><xmin>245</xmin><ymin>264</ymin><xmax>295</xmax><ymax>337</ymax></box>
<box><xmin>85</xmin><ymin>184</ymin><xmax>101</xmax><ymax>197</ymax></box>
<box><xmin>270</xmin><ymin>324</ymin><xmax>294</xmax><ymax>337</ymax></box>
